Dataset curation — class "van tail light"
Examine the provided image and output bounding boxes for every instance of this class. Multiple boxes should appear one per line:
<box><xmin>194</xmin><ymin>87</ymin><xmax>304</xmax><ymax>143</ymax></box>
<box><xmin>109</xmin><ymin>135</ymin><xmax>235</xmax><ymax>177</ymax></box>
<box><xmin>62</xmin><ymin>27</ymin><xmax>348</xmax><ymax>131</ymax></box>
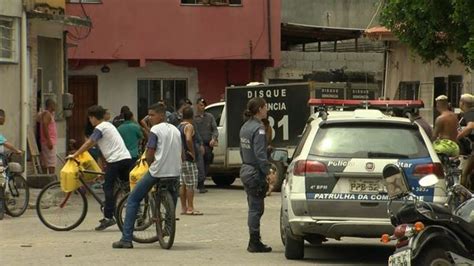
<box><xmin>413</xmin><ymin>163</ymin><xmax>444</xmax><ymax>178</ymax></box>
<box><xmin>293</xmin><ymin>160</ymin><xmax>327</xmax><ymax>176</ymax></box>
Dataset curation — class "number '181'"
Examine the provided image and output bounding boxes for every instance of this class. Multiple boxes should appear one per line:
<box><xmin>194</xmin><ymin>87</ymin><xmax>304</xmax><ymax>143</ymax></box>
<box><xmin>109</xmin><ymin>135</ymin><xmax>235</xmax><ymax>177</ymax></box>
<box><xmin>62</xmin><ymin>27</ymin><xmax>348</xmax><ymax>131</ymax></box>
<box><xmin>267</xmin><ymin>115</ymin><xmax>289</xmax><ymax>141</ymax></box>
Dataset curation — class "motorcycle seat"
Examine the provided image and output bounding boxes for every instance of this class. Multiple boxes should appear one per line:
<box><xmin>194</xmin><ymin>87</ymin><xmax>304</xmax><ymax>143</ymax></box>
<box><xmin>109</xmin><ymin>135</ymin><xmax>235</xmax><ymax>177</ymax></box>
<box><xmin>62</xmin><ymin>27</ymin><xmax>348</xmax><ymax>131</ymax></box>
<box><xmin>395</xmin><ymin>202</ymin><xmax>452</xmax><ymax>224</ymax></box>
<box><xmin>449</xmin><ymin>215</ymin><xmax>474</xmax><ymax>237</ymax></box>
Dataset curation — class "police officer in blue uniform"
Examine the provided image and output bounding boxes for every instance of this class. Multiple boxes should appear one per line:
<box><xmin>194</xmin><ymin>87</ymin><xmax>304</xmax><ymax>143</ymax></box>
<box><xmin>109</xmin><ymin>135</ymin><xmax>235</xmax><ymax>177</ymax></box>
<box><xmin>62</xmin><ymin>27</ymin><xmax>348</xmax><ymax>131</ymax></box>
<box><xmin>239</xmin><ymin>97</ymin><xmax>272</xmax><ymax>253</ymax></box>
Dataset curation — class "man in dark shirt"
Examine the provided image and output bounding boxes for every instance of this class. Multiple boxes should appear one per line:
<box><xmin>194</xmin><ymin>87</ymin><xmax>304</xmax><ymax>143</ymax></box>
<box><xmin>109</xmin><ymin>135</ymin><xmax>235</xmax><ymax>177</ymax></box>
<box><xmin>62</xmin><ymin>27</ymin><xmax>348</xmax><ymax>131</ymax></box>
<box><xmin>112</xmin><ymin>106</ymin><xmax>130</xmax><ymax>128</ymax></box>
<box><xmin>457</xmin><ymin>94</ymin><xmax>474</xmax><ymax>189</ymax></box>
<box><xmin>169</xmin><ymin>99</ymin><xmax>192</xmax><ymax>126</ymax></box>
<box><xmin>194</xmin><ymin>98</ymin><xmax>218</xmax><ymax>193</ymax></box>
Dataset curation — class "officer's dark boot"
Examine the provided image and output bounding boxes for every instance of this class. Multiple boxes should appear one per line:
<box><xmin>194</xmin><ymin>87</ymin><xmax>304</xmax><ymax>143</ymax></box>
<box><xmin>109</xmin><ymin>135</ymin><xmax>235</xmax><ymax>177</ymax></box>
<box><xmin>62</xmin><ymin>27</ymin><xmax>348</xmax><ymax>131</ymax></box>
<box><xmin>247</xmin><ymin>233</ymin><xmax>272</xmax><ymax>253</ymax></box>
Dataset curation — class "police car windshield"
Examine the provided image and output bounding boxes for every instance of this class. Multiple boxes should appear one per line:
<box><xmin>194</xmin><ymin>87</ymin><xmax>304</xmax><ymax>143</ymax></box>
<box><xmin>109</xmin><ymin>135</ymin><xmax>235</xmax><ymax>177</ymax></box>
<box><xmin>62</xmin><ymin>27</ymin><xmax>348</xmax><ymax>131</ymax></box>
<box><xmin>310</xmin><ymin>124</ymin><xmax>430</xmax><ymax>159</ymax></box>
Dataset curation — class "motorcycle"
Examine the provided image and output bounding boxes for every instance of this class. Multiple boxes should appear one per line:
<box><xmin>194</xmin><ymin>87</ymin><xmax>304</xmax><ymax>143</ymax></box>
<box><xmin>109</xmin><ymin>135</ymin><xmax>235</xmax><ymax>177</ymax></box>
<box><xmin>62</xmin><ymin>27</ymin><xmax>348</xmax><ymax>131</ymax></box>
<box><xmin>380</xmin><ymin>164</ymin><xmax>474</xmax><ymax>266</ymax></box>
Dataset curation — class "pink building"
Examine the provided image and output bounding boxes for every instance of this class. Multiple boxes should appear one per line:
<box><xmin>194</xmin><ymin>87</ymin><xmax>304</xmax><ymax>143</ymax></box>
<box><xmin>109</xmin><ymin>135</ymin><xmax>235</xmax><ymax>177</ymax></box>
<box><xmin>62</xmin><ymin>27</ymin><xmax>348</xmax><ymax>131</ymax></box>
<box><xmin>65</xmin><ymin>0</ymin><xmax>280</xmax><ymax>142</ymax></box>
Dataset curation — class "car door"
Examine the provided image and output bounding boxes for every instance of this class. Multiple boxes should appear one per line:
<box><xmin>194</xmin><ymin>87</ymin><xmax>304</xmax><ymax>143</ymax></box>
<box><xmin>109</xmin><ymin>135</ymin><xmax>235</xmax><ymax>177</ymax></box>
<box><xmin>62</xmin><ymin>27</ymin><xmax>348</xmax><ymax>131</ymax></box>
<box><xmin>205</xmin><ymin>103</ymin><xmax>225</xmax><ymax>164</ymax></box>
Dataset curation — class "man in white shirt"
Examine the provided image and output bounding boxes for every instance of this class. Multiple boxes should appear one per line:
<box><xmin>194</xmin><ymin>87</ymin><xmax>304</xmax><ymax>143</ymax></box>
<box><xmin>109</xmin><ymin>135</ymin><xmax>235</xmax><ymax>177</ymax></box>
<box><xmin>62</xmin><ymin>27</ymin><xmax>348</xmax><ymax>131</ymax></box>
<box><xmin>70</xmin><ymin>105</ymin><xmax>133</xmax><ymax>231</ymax></box>
<box><xmin>113</xmin><ymin>103</ymin><xmax>182</xmax><ymax>249</ymax></box>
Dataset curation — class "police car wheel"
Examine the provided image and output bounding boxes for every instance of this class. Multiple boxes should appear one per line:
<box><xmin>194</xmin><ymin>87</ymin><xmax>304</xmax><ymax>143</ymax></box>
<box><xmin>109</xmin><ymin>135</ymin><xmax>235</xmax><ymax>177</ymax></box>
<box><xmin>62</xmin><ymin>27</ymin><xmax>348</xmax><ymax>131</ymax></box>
<box><xmin>284</xmin><ymin>227</ymin><xmax>304</xmax><ymax>260</ymax></box>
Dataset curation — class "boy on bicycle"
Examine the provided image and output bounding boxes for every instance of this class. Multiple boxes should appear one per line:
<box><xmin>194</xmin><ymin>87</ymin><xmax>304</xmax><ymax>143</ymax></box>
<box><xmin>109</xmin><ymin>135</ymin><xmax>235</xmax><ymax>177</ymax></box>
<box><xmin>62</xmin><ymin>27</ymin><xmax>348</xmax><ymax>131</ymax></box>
<box><xmin>0</xmin><ymin>109</ymin><xmax>22</xmax><ymax>155</ymax></box>
<box><xmin>69</xmin><ymin>105</ymin><xmax>133</xmax><ymax>231</ymax></box>
<box><xmin>113</xmin><ymin>103</ymin><xmax>182</xmax><ymax>249</ymax></box>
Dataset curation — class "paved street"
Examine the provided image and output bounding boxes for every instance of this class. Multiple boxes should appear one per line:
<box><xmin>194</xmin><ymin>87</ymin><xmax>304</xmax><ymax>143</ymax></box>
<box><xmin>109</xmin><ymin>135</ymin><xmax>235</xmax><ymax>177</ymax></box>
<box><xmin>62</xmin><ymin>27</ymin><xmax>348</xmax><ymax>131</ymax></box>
<box><xmin>1</xmin><ymin>179</ymin><xmax>393</xmax><ymax>266</ymax></box>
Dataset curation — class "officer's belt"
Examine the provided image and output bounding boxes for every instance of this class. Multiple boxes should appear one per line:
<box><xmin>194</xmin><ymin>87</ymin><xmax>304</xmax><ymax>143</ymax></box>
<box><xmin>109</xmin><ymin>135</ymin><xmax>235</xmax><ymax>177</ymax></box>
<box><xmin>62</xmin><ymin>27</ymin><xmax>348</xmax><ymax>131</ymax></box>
<box><xmin>242</xmin><ymin>163</ymin><xmax>259</xmax><ymax>168</ymax></box>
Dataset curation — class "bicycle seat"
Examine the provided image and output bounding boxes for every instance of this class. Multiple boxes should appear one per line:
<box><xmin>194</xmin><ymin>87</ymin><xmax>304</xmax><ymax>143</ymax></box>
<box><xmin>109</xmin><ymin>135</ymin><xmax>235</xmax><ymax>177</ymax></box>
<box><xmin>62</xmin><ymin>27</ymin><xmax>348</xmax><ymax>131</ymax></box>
<box><xmin>8</xmin><ymin>162</ymin><xmax>23</xmax><ymax>173</ymax></box>
<box><xmin>155</xmin><ymin>177</ymin><xmax>178</xmax><ymax>189</ymax></box>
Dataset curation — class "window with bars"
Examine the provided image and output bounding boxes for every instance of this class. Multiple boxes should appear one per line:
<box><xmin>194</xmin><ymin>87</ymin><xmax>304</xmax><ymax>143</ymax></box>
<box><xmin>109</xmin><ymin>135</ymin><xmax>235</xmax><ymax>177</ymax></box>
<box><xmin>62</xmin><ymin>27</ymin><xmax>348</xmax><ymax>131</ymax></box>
<box><xmin>137</xmin><ymin>79</ymin><xmax>187</xmax><ymax>120</ymax></box>
<box><xmin>397</xmin><ymin>81</ymin><xmax>420</xmax><ymax>100</ymax></box>
<box><xmin>0</xmin><ymin>16</ymin><xmax>18</xmax><ymax>63</ymax></box>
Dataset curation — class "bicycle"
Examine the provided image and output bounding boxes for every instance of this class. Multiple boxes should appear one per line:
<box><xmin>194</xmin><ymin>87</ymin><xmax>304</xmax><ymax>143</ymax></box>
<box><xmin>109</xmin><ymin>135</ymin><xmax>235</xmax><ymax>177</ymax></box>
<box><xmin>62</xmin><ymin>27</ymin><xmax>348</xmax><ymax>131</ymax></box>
<box><xmin>0</xmin><ymin>152</ymin><xmax>29</xmax><ymax>220</ymax></box>
<box><xmin>36</xmin><ymin>159</ymin><xmax>129</xmax><ymax>231</ymax></box>
<box><xmin>116</xmin><ymin>177</ymin><xmax>177</xmax><ymax>249</ymax></box>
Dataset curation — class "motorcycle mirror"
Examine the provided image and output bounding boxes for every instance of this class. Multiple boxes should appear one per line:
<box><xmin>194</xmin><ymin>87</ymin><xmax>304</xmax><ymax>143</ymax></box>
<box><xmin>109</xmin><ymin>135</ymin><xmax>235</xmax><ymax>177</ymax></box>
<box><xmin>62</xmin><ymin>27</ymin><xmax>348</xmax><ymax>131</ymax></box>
<box><xmin>270</xmin><ymin>148</ymin><xmax>288</xmax><ymax>163</ymax></box>
<box><xmin>382</xmin><ymin>164</ymin><xmax>411</xmax><ymax>200</ymax></box>
<box><xmin>418</xmin><ymin>174</ymin><xmax>439</xmax><ymax>187</ymax></box>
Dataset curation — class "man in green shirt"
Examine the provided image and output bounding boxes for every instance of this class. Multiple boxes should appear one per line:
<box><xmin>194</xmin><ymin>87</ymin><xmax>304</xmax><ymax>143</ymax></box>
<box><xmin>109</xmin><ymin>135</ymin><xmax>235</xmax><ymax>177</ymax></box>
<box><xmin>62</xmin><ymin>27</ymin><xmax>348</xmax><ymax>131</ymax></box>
<box><xmin>118</xmin><ymin>110</ymin><xmax>143</xmax><ymax>161</ymax></box>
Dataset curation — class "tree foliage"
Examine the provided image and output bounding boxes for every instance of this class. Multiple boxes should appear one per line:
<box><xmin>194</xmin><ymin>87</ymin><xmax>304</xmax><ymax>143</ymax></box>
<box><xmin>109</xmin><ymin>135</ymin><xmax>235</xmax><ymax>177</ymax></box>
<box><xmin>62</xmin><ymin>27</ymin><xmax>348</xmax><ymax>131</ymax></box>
<box><xmin>380</xmin><ymin>0</ymin><xmax>474</xmax><ymax>69</ymax></box>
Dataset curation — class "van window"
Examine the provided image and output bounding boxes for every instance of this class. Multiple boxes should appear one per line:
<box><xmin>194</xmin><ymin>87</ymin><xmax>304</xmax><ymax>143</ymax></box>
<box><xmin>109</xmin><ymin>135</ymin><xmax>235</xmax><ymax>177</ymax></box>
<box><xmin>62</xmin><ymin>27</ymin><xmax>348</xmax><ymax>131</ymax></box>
<box><xmin>206</xmin><ymin>105</ymin><xmax>224</xmax><ymax>126</ymax></box>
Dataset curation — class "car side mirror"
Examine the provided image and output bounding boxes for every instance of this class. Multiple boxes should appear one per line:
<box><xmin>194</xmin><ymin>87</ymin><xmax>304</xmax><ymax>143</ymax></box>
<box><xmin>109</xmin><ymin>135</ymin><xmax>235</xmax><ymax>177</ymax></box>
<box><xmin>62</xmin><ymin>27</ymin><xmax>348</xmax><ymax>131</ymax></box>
<box><xmin>270</xmin><ymin>148</ymin><xmax>288</xmax><ymax>163</ymax></box>
<box><xmin>382</xmin><ymin>164</ymin><xmax>411</xmax><ymax>200</ymax></box>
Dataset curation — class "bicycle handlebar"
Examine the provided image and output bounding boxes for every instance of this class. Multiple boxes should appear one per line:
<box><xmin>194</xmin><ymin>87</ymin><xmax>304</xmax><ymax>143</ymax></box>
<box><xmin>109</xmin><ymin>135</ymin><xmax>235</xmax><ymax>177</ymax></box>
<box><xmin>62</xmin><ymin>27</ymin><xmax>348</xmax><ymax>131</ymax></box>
<box><xmin>81</xmin><ymin>169</ymin><xmax>106</xmax><ymax>176</ymax></box>
<box><xmin>67</xmin><ymin>157</ymin><xmax>81</xmax><ymax>165</ymax></box>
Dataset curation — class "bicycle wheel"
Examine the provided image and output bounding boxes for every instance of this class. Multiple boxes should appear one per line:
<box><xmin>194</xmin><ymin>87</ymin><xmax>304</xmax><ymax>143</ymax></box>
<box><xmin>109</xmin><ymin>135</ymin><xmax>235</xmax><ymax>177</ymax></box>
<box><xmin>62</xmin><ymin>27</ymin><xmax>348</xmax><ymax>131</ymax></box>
<box><xmin>116</xmin><ymin>192</ymin><xmax>159</xmax><ymax>243</ymax></box>
<box><xmin>5</xmin><ymin>174</ymin><xmax>29</xmax><ymax>217</ymax></box>
<box><xmin>36</xmin><ymin>181</ymin><xmax>88</xmax><ymax>231</ymax></box>
<box><xmin>156</xmin><ymin>191</ymin><xmax>176</xmax><ymax>249</ymax></box>
<box><xmin>113</xmin><ymin>183</ymin><xmax>128</xmax><ymax>218</ymax></box>
<box><xmin>0</xmin><ymin>186</ymin><xmax>4</xmax><ymax>220</ymax></box>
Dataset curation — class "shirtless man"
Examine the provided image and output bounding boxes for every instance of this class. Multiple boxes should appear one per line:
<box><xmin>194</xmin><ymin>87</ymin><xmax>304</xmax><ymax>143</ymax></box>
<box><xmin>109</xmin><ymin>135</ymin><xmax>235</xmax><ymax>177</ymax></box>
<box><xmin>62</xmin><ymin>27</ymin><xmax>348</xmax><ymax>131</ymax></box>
<box><xmin>432</xmin><ymin>95</ymin><xmax>460</xmax><ymax>157</ymax></box>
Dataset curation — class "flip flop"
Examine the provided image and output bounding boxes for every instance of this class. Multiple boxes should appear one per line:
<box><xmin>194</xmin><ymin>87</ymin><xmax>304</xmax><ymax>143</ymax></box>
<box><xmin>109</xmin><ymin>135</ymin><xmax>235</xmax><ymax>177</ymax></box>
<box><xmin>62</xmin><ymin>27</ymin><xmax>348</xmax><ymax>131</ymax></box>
<box><xmin>185</xmin><ymin>210</ymin><xmax>203</xmax><ymax>216</ymax></box>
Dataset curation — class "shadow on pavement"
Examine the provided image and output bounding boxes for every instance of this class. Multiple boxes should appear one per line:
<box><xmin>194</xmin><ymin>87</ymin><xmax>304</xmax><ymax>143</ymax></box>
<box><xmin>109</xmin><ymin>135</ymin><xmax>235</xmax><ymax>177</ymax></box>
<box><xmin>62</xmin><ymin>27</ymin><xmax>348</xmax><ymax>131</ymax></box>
<box><xmin>205</xmin><ymin>184</ymin><xmax>244</xmax><ymax>191</ymax></box>
<box><xmin>299</xmin><ymin>242</ymin><xmax>394</xmax><ymax>265</ymax></box>
<box><xmin>130</xmin><ymin>243</ymin><xmax>205</xmax><ymax>251</ymax></box>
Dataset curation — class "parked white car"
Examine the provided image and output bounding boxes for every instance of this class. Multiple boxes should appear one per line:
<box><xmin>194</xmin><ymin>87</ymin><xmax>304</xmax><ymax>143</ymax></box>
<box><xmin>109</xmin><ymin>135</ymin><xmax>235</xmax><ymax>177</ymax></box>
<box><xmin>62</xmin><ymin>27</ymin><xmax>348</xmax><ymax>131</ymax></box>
<box><xmin>281</xmin><ymin>104</ymin><xmax>446</xmax><ymax>260</ymax></box>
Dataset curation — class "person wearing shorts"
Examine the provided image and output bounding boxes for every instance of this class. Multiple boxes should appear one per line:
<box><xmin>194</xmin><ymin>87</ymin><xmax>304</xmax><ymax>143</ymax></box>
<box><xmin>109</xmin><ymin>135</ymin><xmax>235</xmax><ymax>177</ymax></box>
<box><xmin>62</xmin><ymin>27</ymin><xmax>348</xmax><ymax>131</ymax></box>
<box><xmin>177</xmin><ymin>106</ymin><xmax>203</xmax><ymax>216</ymax></box>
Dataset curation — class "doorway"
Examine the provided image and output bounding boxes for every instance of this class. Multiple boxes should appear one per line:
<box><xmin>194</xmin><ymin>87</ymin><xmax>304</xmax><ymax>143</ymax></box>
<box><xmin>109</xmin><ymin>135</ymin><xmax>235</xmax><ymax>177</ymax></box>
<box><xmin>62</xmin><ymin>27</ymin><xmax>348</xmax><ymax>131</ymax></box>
<box><xmin>68</xmin><ymin>76</ymin><xmax>98</xmax><ymax>147</ymax></box>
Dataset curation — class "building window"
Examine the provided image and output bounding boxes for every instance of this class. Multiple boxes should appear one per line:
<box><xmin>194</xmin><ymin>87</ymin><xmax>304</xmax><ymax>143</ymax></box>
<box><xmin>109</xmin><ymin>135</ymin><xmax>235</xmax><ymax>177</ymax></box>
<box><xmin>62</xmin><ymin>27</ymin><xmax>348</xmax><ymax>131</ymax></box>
<box><xmin>448</xmin><ymin>75</ymin><xmax>463</xmax><ymax>108</ymax></box>
<box><xmin>67</xmin><ymin>0</ymin><xmax>102</xmax><ymax>3</ymax></box>
<box><xmin>181</xmin><ymin>0</ymin><xmax>242</xmax><ymax>6</ymax></box>
<box><xmin>397</xmin><ymin>81</ymin><xmax>420</xmax><ymax>100</ymax></box>
<box><xmin>0</xmin><ymin>16</ymin><xmax>18</xmax><ymax>63</ymax></box>
<box><xmin>137</xmin><ymin>79</ymin><xmax>187</xmax><ymax>120</ymax></box>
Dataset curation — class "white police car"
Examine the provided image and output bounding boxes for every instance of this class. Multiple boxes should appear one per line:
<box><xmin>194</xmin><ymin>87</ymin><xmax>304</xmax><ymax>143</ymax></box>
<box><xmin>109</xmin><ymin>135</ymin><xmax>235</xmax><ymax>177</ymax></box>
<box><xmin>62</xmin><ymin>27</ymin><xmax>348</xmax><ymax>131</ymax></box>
<box><xmin>281</xmin><ymin>99</ymin><xmax>446</xmax><ymax>260</ymax></box>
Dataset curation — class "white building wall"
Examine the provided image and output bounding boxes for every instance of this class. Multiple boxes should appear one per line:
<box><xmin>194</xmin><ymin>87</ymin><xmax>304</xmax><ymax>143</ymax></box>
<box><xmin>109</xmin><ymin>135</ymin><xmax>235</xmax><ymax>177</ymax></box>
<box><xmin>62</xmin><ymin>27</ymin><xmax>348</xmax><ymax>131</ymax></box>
<box><xmin>386</xmin><ymin>42</ymin><xmax>473</xmax><ymax>124</ymax></box>
<box><xmin>0</xmin><ymin>65</ymin><xmax>21</xmax><ymax>148</ymax></box>
<box><xmin>0</xmin><ymin>0</ymin><xmax>22</xmax><ymax>17</ymax></box>
<box><xmin>0</xmin><ymin>1</ymin><xmax>22</xmax><ymax>148</ymax></box>
<box><xmin>69</xmin><ymin>61</ymin><xmax>199</xmax><ymax>119</ymax></box>
<box><xmin>263</xmin><ymin>50</ymin><xmax>384</xmax><ymax>82</ymax></box>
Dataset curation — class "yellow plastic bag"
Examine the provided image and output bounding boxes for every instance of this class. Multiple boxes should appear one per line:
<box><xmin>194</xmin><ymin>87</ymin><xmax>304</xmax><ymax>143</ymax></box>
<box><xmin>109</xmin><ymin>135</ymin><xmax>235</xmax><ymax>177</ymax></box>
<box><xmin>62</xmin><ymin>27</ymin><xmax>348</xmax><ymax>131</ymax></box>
<box><xmin>77</xmin><ymin>151</ymin><xmax>102</xmax><ymax>181</ymax></box>
<box><xmin>60</xmin><ymin>160</ymin><xmax>80</xmax><ymax>192</ymax></box>
<box><xmin>129</xmin><ymin>158</ymin><xmax>149</xmax><ymax>190</ymax></box>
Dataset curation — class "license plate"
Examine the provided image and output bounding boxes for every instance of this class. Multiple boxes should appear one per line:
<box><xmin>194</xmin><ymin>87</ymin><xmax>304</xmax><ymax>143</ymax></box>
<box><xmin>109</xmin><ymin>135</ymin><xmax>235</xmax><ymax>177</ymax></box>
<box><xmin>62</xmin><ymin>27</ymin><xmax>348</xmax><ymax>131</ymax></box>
<box><xmin>349</xmin><ymin>179</ymin><xmax>381</xmax><ymax>193</ymax></box>
<box><xmin>388</xmin><ymin>249</ymin><xmax>411</xmax><ymax>266</ymax></box>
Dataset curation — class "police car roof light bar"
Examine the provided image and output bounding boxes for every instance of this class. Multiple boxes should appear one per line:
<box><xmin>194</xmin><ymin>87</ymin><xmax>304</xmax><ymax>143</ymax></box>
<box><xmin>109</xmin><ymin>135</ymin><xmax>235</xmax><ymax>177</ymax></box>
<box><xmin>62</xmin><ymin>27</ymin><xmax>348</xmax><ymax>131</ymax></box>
<box><xmin>308</xmin><ymin>99</ymin><xmax>424</xmax><ymax>109</ymax></box>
